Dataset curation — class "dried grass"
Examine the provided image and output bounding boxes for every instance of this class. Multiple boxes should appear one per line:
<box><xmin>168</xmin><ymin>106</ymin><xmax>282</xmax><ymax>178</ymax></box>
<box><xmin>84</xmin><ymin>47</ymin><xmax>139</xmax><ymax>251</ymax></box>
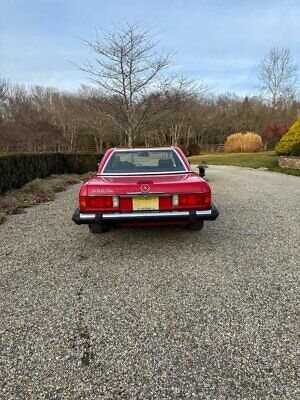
<box><xmin>225</xmin><ymin>132</ymin><xmax>263</xmax><ymax>153</ymax></box>
<box><xmin>224</xmin><ymin>133</ymin><xmax>244</xmax><ymax>152</ymax></box>
<box><xmin>243</xmin><ymin>132</ymin><xmax>263</xmax><ymax>152</ymax></box>
<box><xmin>0</xmin><ymin>172</ymin><xmax>94</xmax><ymax>225</ymax></box>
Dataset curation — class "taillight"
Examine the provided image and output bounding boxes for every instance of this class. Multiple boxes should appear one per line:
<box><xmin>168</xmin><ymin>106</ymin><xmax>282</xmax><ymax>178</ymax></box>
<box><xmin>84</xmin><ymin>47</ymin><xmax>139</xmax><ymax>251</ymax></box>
<box><xmin>79</xmin><ymin>184</ymin><xmax>119</xmax><ymax>211</ymax></box>
<box><xmin>87</xmin><ymin>196</ymin><xmax>114</xmax><ymax>210</ymax></box>
<box><xmin>179</xmin><ymin>194</ymin><xmax>201</xmax><ymax>206</ymax></box>
<box><xmin>79</xmin><ymin>185</ymin><xmax>88</xmax><ymax>211</ymax></box>
<box><xmin>178</xmin><ymin>193</ymin><xmax>211</xmax><ymax>208</ymax></box>
<box><xmin>202</xmin><ymin>192</ymin><xmax>211</xmax><ymax>208</ymax></box>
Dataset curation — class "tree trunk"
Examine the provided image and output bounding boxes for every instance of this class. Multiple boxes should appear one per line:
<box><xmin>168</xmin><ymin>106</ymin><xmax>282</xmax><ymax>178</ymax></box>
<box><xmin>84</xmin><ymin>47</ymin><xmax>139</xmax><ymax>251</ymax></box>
<box><xmin>99</xmin><ymin>139</ymin><xmax>104</xmax><ymax>154</ymax></box>
<box><xmin>185</xmin><ymin>125</ymin><xmax>191</xmax><ymax>146</ymax></box>
<box><xmin>127</xmin><ymin>126</ymin><xmax>133</xmax><ymax>147</ymax></box>
<box><xmin>70</xmin><ymin>131</ymin><xmax>74</xmax><ymax>152</ymax></box>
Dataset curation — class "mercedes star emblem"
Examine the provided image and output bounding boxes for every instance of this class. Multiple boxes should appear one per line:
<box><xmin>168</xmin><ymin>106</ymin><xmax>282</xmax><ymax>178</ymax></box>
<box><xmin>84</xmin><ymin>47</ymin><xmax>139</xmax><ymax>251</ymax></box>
<box><xmin>141</xmin><ymin>184</ymin><xmax>150</xmax><ymax>193</ymax></box>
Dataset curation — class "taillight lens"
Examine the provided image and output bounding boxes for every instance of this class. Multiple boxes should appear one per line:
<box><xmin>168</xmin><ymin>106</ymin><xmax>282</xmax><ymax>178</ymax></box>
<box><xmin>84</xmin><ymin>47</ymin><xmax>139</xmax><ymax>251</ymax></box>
<box><xmin>87</xmin><ymin>196</ymin><xmax>113</xmax><ymax>209</ymax></box>
<box><xmin>202</xmin><ymin>192</ymin><xmax>211</xmax><ymax>207</ymax></box>
<box><xmin>79</xmin><ymin>184</ymin><xmax>119</xmax><ymax>211</ymax></box>
<box><xmin>179</xmin><ymin>193</ymin><xmax>211</xmax><ymax>208</ymax></box>
<box><xmin>79</xmin><ymin>185</ymin><xmax>88</xmax><ymax>211</ymax></box>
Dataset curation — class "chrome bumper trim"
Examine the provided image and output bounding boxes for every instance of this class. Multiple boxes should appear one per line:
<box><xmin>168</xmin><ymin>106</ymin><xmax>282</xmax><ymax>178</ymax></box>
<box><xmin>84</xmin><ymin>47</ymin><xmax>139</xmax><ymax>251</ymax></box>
<box><xmin>78</xmin><ymin>209</ymin><xmax>212</xmax><ymax>220</ymax></box>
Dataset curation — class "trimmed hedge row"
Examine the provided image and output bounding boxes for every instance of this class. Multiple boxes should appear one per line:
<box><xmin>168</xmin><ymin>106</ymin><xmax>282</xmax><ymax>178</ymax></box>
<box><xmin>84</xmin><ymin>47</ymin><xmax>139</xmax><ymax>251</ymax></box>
<box><xmin>0</xmin><ymin>153</ymin><xmax>102</xmax><ymax>195</ymax></box>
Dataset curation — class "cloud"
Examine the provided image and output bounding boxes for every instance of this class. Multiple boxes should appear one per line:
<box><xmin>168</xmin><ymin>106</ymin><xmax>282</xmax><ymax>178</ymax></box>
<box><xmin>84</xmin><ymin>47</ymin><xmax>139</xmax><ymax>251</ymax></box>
<box><xmin>0</xmin><ymin>0</ymin><xmax>299</xmax><ymax>95</ymax></box>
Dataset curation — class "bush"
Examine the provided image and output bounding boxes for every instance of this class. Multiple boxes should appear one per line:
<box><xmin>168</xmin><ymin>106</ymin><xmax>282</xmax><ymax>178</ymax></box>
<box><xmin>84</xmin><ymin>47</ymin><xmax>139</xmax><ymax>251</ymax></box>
<box><xmin>224</xmin><ymin>133</ymin><xmax>244</xmax><ymax>152</ymax></box>
<box><xmin>0</xmin><ymin>153</ymin><xmax>102</xmax><ymax>196</ymax></box>
<box><xmin>224</xmin><ymin>132</ymin><xmax>262</xmax><ymax>153</ymax></box>
<box><xmin>178</xmin><ymin>145</ymin><xmax>188</xmax><ymax>156</ymax></box>
<box><xmin>178</xmin><ymin>144</ymin><xmax>201</xmax><ymax>157</ymax></box>
<box><xmin>262</xmin><ymin>124</ymin><xmax>287</xmax><ymax>149</ymax></box>
<box><xmin>243</xmin><ymin>132</ymin><xmax>263</xmax><ymax>152</ymax></box>
<box><xmin>187</xmin><ymin>144</ymin><xmax>201</xmax><ymax>156</ymax></box>
<box><xmin>275</xmin><ymin>118</ymin><xmax>300</xmax><ymax>156</ymax></box>
<box><xmin>63</xmin><ymin>153</ymin><xmax>101</xmax><ymax>174</ymax></box>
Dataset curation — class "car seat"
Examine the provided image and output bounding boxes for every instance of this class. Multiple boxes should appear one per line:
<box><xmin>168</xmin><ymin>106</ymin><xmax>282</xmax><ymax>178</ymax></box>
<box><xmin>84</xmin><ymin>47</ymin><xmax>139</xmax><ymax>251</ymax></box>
<box><xmin>158</xmin><ymin>159</ymin><xmax>174</xmax><ymax>169</ymax></box>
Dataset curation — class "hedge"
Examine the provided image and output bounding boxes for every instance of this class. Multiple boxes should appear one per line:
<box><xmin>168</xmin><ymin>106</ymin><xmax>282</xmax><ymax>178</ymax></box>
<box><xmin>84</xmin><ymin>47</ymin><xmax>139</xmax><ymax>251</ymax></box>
<box><xmin>0</xmin><ymin>153</ymin><xmax>102</xmax><ymax>195</ymax></box>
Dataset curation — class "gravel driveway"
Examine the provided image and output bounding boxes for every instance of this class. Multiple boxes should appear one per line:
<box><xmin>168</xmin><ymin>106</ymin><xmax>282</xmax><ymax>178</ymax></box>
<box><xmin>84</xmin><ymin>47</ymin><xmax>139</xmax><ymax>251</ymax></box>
<box><xmin>1</xmin><ymin>165</ymin><xmax>299</xmax><ymax>399</ymax></box>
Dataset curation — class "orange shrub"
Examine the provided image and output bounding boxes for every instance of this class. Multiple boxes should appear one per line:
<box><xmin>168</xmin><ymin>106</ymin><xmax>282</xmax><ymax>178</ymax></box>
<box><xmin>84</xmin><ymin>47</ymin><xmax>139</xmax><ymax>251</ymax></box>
<box><xmin>224</xmin><ymin>133</ymin><xmax>244</xmax><ymax>152</ymax></box>
<box><xmin>225</xmin><ymin>132</ymin><xmax>263</xmax><ymax>153</ymax></box>
<box><xmin>243</xmin><ymin>132</ymin><xmax>263</xmax><ymax>152</ymax></box>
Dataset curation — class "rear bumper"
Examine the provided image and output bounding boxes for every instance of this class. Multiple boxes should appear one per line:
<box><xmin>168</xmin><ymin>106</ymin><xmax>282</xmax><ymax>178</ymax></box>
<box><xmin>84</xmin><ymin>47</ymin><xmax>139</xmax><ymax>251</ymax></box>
<box><xmin>72</xmin><ymin>205</ymin><xmax>219</xmax><ymax>225</ymax></box>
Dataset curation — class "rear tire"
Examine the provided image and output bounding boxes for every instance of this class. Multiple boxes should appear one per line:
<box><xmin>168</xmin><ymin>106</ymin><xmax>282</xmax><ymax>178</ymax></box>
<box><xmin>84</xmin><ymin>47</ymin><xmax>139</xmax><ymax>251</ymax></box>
<box><xmin>187</xmin><ymin>221</ymin><xmax>204</xmax><ymax>231</ymax></box>
<box><xmin>88</xmin><ymin>223</ymin><xmax>110</xmax><ymax>234</ymax></box>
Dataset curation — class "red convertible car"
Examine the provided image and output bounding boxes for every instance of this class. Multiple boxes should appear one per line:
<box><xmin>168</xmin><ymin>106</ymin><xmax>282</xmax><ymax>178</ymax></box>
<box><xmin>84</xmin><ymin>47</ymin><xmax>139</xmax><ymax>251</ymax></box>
<box><xmin>72</xmin><ymin>147</ymin><xmax>219</xmax><ymax>233</ymax></box>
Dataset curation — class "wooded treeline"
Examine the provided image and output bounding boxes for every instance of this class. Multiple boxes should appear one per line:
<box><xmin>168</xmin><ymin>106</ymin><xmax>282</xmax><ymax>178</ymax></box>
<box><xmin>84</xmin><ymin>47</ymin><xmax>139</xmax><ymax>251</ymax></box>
<box><xmin>0</xmin><ymin>81</ymin><xmax>299</xmax><ymax>153</ymax></box>
<box><xmin>1</xmin><ymin>25</ymin><xmax>299</xmax><ymax>153</ymax></box>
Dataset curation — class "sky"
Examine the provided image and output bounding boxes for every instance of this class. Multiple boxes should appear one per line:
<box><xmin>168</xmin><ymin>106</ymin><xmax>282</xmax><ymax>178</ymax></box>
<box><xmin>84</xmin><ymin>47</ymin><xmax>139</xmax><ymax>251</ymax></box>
<box><xmin>0</xmin><ymin>0</ymin><xmax>299</xmax><ymax>96</ymax></box>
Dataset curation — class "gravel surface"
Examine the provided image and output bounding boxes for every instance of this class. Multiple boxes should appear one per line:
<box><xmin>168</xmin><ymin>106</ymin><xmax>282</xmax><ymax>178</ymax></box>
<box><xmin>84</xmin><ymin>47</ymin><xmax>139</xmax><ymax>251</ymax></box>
<box><xmin>0</xmin><ymin>165</ymin><xmax>299</xmax><ymax>399</ymax></box>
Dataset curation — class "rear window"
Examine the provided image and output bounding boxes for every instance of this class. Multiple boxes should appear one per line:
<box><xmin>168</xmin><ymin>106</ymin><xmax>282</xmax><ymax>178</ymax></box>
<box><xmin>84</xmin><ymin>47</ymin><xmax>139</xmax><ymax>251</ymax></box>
<box><xmin>103</xmin><ymin>149</ymin><xmax>187</xmax><ymax>174</ymax></box>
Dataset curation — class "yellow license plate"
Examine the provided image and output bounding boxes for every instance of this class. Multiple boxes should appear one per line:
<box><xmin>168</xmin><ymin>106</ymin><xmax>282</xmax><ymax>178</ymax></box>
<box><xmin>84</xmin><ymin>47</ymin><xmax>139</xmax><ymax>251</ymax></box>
<box><xmin>132</xmin><ymin>197</ymin><xmax>159</xmax><ymax>211</ymax></box>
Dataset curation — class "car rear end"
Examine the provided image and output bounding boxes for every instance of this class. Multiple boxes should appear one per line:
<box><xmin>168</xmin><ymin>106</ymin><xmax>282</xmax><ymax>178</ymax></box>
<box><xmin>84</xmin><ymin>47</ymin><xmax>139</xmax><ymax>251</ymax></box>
<box><xmin>73</xmin><ymin>182</ymin><xmax>218</xmax><ymax>231</ymax></box>
<box><xmin>72</xmin><ymin>147</ymin><xmax>219</xmax><ymax>232</ymax></box>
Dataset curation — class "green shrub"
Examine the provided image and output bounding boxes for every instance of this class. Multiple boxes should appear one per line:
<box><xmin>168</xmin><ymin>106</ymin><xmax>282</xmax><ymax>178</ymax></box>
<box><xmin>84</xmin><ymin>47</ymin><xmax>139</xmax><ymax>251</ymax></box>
<box><xmin>63</xmin><ymin>153</ymin><xmax>101</xmax><ymax>174</ymax></box>
<box><xmin>275</xmin><ymin>118</ymin><xmax>300</xmax><ymax>156</ymax></box>
<box><xmin>0</xmin><ymin>153</ymin><xmax>102</xmax><ymax>195</ymax></box>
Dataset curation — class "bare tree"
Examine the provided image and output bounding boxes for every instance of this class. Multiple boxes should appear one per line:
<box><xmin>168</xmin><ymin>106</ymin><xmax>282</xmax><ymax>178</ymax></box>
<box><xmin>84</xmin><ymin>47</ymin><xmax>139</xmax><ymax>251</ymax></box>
<box><xmin>79</xmin><ymin>24</ymin><xmax>172</xmax><ymax>146</ymax></box>
<box><xmin>258</xmin><ymin>47</ymin><xmax>297</xmax><ymax>108</ymax></box>
<box><xmin>0</xmin><ymin>78</ymin><xmax>9</xmax><ymax>101</ymax></box>
<box><xmin>0</xmin><ymin>79</ymin><xmax>9</xmax><ymax>123</ymax></box>
<box><xmin>1</xmin><ymin>79</ymin><xmax>299</xmax><ymax>153</ymax></box>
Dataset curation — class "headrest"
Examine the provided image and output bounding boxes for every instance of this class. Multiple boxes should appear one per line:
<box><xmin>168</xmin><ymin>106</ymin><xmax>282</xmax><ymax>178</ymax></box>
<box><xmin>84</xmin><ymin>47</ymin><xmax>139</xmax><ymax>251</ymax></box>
<box><xmin>158</xmin><ymin>159</ymin><xmax>173</xmax><ymax>168</ymax></box>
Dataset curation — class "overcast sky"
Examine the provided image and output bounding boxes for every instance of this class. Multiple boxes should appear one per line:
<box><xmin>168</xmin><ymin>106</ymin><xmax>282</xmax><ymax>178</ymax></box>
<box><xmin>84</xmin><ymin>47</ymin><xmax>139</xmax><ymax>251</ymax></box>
<box><xmin>0</xmin><ymin>0</ymin><xmax>299</xmax><ymax>95</ymax></box>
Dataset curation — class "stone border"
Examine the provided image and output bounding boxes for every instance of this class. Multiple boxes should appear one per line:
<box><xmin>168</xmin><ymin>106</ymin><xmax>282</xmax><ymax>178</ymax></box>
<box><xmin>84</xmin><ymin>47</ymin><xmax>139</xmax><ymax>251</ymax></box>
<box><xmin>279</xmin><ymin>156</ymin><xmax>300</xmax><ymax>169</ymax></box>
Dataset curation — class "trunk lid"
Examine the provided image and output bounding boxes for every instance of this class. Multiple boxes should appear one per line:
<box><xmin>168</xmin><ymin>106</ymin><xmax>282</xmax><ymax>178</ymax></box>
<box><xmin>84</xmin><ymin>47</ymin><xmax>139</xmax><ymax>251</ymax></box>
<box><xmin>86</xmin><ymin>173</ymin><xmax>206</xmax><ymax>195</ymax></box>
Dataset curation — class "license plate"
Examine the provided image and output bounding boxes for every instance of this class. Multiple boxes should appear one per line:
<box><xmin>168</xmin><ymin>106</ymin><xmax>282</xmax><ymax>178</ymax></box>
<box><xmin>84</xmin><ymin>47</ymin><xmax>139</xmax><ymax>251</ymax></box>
<box><xmin>132</xmin><ymin>197</ymin><xmax>159</xmax><ymax>211</ymax></box>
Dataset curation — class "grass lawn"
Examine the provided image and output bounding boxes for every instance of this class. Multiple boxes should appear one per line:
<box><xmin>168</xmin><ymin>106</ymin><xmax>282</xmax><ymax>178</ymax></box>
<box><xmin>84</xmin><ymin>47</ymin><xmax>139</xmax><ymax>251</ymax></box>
<box><xmin>189</xmin><ymin>151</ymin><xmax>300</xmax><ymax>177</ymax></box>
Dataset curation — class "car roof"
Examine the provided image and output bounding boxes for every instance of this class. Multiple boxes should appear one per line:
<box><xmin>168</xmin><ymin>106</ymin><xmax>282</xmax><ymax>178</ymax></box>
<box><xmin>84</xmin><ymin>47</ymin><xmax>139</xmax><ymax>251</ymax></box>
<box><xmin>112</xmin><ymin>147</ymin><xmax>176</xmax><ymax>151</ymax></box>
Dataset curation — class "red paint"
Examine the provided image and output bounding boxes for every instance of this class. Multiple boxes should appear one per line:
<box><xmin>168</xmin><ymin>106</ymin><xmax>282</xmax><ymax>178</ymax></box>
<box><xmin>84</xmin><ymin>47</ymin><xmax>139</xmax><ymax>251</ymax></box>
<box><xmin>79</xmin><ymin>147</ymin><xmax>213</xmax><ymax>222</ymax></box>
